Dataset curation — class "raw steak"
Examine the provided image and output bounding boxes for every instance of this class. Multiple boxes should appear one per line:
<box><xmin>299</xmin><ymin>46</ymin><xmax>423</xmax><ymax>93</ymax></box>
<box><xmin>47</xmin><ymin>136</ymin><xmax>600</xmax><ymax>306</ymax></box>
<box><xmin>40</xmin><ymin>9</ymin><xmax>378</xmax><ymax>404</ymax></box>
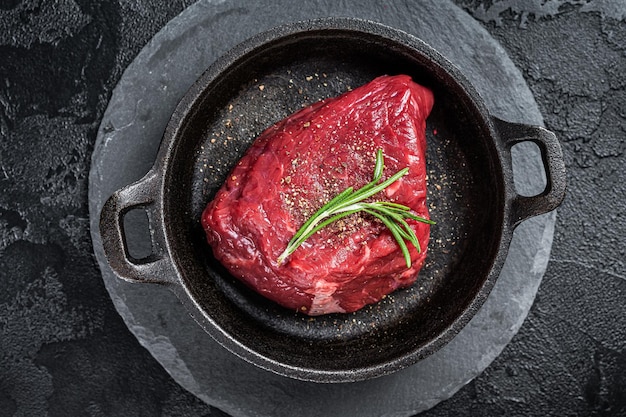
<box><xmin>201</xmin><ymin>74</ymin><xmax>434</xmax><ymax>315</ymax></box>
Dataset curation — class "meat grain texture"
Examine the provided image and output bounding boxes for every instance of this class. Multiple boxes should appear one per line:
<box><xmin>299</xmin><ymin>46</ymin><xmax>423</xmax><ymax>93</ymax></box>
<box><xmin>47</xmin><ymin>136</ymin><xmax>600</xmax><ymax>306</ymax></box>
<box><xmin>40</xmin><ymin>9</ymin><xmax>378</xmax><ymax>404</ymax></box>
<box><xmin>202</xmin><ymin>75</ymin><xmax>434</xmax><ymax>315</ymax></box>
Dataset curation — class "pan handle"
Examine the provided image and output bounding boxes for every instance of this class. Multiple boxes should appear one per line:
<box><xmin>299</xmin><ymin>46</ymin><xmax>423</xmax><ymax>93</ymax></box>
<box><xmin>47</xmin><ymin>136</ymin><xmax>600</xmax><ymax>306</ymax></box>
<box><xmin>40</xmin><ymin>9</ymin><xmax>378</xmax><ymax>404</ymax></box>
<box><xmin>493</xmin><ymin>117</ymin><xmax>567</xmax><ymax>228</ymax></box>
<box><xmin>99</xmin><ymin>170</ymin><xmax>177</xmax><ymax>285</ymax></box>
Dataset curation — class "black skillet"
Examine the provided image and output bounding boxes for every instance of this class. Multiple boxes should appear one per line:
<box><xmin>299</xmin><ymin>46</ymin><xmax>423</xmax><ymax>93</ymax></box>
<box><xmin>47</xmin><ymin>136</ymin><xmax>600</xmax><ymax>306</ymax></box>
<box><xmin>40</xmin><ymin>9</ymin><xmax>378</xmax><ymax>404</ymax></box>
<box><xmin>99</xmin><ymin>18</ymin><xmax>566</xmax><ymax>383</ymax></box>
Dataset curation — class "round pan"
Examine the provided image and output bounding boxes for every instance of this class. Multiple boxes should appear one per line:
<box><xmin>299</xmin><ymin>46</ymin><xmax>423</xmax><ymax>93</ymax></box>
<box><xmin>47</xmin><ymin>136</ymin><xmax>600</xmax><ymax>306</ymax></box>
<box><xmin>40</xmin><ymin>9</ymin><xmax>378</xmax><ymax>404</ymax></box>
<box><xmin>99</xmin><ymin>18</ymin><xmax>566</xmax><ymax>383</ymax></box>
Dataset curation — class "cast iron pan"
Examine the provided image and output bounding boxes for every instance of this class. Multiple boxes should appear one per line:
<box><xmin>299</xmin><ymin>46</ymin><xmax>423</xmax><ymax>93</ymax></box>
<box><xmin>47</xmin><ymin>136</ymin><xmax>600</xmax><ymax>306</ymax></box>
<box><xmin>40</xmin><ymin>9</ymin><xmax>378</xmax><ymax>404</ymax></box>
<box><xmin>99</xmin><ymin>18</ymin><xmax>566</xmax><ymax>383</ymax></box>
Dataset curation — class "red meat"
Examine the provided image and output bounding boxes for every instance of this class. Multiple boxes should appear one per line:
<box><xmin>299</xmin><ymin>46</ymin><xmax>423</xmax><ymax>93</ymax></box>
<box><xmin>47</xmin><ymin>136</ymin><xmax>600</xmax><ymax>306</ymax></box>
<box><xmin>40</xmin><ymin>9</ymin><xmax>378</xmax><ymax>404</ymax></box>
<box><xmin>201</xmin><ymin>74</ymin><xmax>434</xmax><ymax>315</ymax></box>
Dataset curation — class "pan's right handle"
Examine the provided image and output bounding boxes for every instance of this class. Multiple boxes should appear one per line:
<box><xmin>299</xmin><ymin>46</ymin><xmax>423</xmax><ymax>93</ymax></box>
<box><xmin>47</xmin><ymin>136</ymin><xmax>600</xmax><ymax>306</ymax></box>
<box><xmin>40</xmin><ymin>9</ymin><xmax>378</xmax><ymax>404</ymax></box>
<box><xmin>99</xmin><ymin>170</ymin><xmax>177</xmax><ymax>285</ymax></box>
<box><xmin>493</xmin><ymin>117</ymin><xmax>567</xmax><ymax>228</ymax></box>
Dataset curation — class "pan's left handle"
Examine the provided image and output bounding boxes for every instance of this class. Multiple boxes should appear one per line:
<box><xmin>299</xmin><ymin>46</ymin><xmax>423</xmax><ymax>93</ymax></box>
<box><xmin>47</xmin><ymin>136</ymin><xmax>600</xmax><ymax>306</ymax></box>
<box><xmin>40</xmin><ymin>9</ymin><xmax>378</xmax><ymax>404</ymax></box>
<box><xmin>99</xmin><ymin>170</ymin><xmax>177</xmax><ymax>285</ymax></box>
<box><xmin>493</xmin><ymin>117</ymin><xmax>567</xmax><ymax>228</ymax></box>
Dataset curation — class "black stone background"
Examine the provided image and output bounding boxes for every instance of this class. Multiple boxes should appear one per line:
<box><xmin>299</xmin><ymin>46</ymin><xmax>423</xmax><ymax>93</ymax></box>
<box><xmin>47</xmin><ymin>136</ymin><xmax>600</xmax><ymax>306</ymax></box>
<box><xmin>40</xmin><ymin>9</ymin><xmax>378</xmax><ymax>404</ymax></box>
<box><xmin>0</xmin><ymin>1</ymin><xmax>624</xmax><ymax>416</ymax></box>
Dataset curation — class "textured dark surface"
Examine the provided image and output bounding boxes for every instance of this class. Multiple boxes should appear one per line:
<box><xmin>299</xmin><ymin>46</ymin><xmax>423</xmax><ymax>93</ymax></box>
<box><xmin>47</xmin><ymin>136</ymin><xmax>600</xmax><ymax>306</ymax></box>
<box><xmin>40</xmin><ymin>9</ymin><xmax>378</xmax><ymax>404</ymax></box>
<box><xmin>0</xmin><ymin>1</ymin><xmax>624</xmax><ymax>417</ymax></box>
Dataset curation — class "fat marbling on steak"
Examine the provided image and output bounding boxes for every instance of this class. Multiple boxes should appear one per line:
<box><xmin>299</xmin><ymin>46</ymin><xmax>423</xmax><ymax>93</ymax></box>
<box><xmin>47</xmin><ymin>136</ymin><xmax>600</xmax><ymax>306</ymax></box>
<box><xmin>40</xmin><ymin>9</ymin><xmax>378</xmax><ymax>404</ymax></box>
<box><xmin>201</xmin><ymin>74</ymin><xmax>434</xmax><ymax>315</ymax></box>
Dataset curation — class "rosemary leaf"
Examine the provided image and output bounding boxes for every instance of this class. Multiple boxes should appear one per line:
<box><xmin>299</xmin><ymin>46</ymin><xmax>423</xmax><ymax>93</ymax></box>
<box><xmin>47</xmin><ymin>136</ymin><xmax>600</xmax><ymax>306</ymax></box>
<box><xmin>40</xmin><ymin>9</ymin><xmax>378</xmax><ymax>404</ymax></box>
<box><xmin>365</xmin><ymin>208</ymin><xmax>412</xmax><ymax>267</ymax></box>
<box><xmin>372</xmin><ymin>149</ymin><xmax>385</xmax><ymax>180</ymax></box>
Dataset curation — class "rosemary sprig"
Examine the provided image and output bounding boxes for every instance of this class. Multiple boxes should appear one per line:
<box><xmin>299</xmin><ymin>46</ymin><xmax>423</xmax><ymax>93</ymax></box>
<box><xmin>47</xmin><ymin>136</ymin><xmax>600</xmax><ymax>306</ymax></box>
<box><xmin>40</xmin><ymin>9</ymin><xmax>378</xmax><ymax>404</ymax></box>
<box><xmin>277</xmin><ymin>149</ymin><xmax>435</xmax><ymax>267</ymax></box>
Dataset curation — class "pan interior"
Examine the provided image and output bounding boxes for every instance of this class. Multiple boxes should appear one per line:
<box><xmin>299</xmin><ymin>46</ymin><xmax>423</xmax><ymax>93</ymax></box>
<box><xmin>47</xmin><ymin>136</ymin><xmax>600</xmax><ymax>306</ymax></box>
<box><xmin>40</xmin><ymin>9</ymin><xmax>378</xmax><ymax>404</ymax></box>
<box><xmin>165</xmin><ymin>29</ymin><xmax>504</xmax><ymax>374</ymax></box>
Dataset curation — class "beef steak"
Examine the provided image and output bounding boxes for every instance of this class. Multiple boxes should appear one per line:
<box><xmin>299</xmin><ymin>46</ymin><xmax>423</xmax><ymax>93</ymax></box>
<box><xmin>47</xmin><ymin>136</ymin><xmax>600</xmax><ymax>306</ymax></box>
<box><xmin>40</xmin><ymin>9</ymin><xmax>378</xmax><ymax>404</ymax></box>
<box><xmin>201</xmin><ymin>74</ymin><xmax>434</xmax><ymax>315</ymax></box>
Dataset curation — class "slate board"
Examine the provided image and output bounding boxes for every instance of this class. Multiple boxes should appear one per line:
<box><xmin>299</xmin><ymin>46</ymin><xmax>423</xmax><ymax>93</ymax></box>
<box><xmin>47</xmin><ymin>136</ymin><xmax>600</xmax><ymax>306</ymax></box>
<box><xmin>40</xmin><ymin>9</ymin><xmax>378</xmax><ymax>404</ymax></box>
<box><xmin>88</xmin><ymin>0</ymin><xmax>555</xmax><ymax>415</ymax></box>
